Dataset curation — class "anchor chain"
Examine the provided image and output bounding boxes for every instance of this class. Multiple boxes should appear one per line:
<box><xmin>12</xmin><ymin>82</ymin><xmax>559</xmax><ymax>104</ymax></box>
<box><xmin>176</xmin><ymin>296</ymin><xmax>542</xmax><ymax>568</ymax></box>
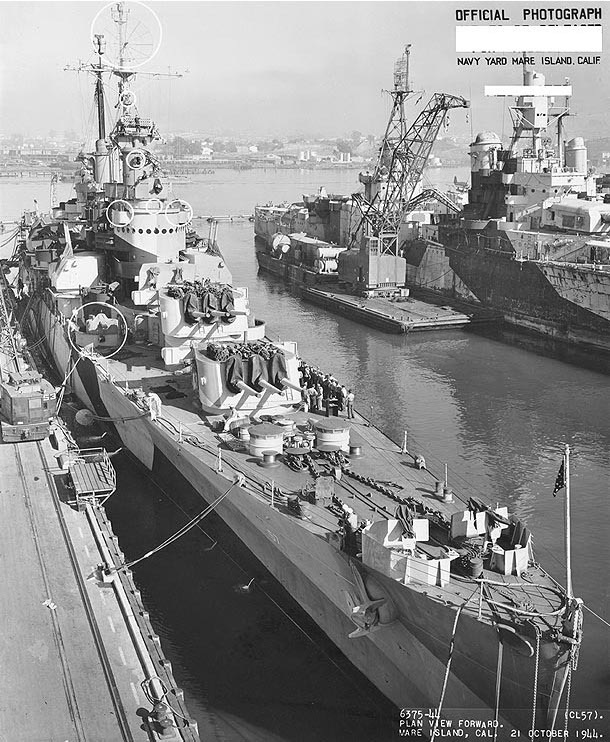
<box><xmin>563</xmin><ymin>666</ymin><xmax>573</xmax><ymax>736</ymax></box>
<box><xmin>530</xmin><ymin>625</ymin><xmax>541</xmax><ymax>737</ymax></box>
<box><xmin>570</xmin><ymin>603</ymin><xmax>583</xmax><ymax>670</ymax></box>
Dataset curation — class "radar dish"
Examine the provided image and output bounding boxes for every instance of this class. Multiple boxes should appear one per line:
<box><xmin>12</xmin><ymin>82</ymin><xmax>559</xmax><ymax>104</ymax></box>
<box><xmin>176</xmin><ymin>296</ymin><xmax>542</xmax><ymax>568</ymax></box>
<box><xmin>91</xmin><ymin>1</ymin><xmax>163</xmax><ymax>71</ymax></box>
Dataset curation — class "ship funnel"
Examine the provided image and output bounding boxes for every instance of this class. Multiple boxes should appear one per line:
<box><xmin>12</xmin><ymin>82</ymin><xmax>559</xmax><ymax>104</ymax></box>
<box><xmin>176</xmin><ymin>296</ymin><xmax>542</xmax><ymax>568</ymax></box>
<box><xmin>565</xmin><ymin>137</ymin><xmax>587</xmax><ymax>173</ymax></box>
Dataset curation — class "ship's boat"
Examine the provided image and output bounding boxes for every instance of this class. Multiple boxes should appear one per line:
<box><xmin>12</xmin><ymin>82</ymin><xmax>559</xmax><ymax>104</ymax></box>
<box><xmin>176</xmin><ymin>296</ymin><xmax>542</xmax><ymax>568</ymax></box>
<box><xmin>8</xmin><ymin>4</ymin><xmax>583</xmax><ymax>735</ymax></box>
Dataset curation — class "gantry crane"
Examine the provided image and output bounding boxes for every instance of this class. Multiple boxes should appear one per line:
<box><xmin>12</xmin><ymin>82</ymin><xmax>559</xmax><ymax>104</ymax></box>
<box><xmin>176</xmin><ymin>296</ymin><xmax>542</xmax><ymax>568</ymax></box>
<box><xmin>352</xmin><ymin>47</ymin><xmax>469</xmax><ymax>256</ymax></box>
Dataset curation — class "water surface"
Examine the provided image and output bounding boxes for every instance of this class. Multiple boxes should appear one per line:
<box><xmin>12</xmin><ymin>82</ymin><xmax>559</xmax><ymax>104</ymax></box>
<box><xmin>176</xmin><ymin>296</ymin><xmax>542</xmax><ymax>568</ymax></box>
<box><xmin>2</xmin><ymin>172</ymin><xmax>608</xmax><ymax>740</ymax></box>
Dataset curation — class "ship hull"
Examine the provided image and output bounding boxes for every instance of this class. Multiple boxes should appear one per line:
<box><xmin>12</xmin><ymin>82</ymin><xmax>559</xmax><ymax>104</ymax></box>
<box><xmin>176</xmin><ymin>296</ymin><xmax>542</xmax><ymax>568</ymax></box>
<box><xmin>255</xmin><ymin>241</ymin><xmax>337</xmax><ymax>286</ymax></box>
<box><xmin>448</xmin><ymin>246</ymin><xmax>610</xmax><ymax>353</ymax></box>
<box><xmin>26</xmin><ymin>294</ymin><xmax>571</xmax><ymax>734</ymax></box>
<box><xmin>253</xmin><ymin>211</ymin><xmax>284</xmax><ymax>246</ymax></box>
<box><xmin>254</xmin><ymin>191</ymin><xmax>610</xmax><ymax>353</ymax></box>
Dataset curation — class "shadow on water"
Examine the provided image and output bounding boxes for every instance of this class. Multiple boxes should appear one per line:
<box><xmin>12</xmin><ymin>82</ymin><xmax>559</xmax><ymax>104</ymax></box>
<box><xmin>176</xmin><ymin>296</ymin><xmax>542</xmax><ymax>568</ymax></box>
<box><xmin>105</xmin><ymin>451</ymin><xmax>398</xmax><ymax>742</ymax></box>
<box><xmin>5</xmin><ymin>176</ymin><xmax>609</xmax><ymax>738</ymax></box>
<box><xmin>465</xmin><ymin>322</ymin><xmax>610</xmax><ymax>376</ymax></box>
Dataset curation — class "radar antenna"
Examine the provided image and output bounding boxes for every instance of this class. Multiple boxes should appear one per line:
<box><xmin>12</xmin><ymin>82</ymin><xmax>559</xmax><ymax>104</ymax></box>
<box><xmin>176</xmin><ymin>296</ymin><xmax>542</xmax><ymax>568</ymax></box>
<box><xmin>64</xmin><ymin>2</ymin><xmax>185</xmax><ymax>183</ymax></box>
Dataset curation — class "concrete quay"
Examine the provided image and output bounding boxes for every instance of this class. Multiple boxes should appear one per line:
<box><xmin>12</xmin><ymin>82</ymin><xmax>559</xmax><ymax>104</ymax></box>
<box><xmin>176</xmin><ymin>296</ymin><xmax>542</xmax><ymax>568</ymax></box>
<box><xmin>0</xmin><ymin>437</ymin><xmax>201</xmax><ymax>742</ymax></box>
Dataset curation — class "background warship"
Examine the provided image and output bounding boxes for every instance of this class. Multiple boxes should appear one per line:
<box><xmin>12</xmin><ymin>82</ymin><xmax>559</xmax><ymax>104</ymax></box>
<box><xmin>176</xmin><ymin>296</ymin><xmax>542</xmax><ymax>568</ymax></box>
<box><xmin>432</xmin><ymin>69</ymin><xmax>610</xmax><ymax>352</ymax></box>
<box><xmin>255</xmin><ymin>58</ymin><xmax>610</xmax><ymax>354</ymax></box>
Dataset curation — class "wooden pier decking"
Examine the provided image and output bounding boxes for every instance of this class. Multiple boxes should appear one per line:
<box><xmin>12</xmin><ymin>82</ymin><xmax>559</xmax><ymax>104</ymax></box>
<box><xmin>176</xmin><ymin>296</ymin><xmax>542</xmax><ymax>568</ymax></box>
<box><xmin>0</xmin><ymin>436</ymin><xmax>200</xmax><ymax>742</ymax></box>
<box><xmin>304</xmin><ymin>286</ymin><xmax>499</xmax><ymax>333</ymax></box>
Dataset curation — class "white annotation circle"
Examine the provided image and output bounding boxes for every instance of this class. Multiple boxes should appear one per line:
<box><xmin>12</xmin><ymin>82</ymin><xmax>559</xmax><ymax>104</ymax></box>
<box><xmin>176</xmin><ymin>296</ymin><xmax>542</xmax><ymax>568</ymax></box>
<box><xmin>106</xmin><ymin>200</ymin><xmax>134</xmax><ymax>228</ymax></box>
<box><xmin>164</xmin><ymin>199</ymin><xmax>193</xmax><ymax>228</ymax></box>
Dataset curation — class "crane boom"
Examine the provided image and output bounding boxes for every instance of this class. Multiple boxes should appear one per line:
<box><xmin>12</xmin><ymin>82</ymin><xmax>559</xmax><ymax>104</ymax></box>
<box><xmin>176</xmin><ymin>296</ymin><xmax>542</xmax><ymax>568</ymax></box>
<box><xmin>355</xmin><ymin>90</ymin><xmax>468</xmax><ymax>255</ymax></box>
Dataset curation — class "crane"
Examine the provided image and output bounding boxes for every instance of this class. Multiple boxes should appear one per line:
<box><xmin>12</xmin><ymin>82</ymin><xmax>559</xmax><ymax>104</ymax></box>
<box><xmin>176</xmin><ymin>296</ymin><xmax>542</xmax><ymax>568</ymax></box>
<box><xmin>352</xmin><ymin>47</ymin><xmax>469</xmax><ymax>257</ymax></box>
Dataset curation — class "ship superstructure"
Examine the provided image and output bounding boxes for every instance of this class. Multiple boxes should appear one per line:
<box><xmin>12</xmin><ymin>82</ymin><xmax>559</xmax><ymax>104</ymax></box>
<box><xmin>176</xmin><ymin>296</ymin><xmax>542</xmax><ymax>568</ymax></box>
<box><xmin>420</xmin><ymin>69</ymin><xmax>610</xmax><ymax>350</ymax></box>
<box><xmin>7</xmin><ymin>5</ymin><xmax>585</xmax><ymax>735</ymax></box>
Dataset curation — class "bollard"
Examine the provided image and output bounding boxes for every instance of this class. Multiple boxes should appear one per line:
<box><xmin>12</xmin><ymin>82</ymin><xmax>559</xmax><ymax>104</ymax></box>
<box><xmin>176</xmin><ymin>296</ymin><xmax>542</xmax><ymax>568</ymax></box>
<box><xmin>259</xmin><ymin>450</ymin><xmax>280</xmax><ymax>468</ymax></box>
<box><xmin>442</xmin><ymin>485</ymin><xmax>454</xmax><ymax>503</ymax></box>
<box><xmin>150</xmin><ymin>702</ymin><xmax>174</xmax><ymax>738</ymax></box>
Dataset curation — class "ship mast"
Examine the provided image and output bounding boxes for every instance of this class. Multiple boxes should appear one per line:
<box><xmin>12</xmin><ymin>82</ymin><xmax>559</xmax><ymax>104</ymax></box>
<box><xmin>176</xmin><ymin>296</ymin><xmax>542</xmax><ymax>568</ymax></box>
<box><xmin>111</xmin><ymin>2</ymin><xmax>137</xmax><ymax>120</ymax></box>
<box><xmin>66</xmin><ymin>2</ymin><xmax>183</xmax><ymax>188</ymax></box>
<box><xmin>487</xmin><ymin>69</ymin><xmax>572</xmax><ymax>167</ymax></box>
<box><xmin>93</xmin><ymin>34</ymin><xmax>107</xmax><ymax>142</ymax></box>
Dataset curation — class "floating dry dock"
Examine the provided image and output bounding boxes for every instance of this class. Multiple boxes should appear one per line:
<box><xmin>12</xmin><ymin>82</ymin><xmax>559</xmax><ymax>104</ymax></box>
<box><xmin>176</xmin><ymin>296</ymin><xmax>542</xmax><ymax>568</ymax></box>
<box><xmin>0</xmin><ymin>436</ymin><xmax>200</xmax><ymax>742</ymax></box>
<box><xmin>303</xmin><ymin>286</ymin><xmax>498</xmax><ymax>334</ymax></box>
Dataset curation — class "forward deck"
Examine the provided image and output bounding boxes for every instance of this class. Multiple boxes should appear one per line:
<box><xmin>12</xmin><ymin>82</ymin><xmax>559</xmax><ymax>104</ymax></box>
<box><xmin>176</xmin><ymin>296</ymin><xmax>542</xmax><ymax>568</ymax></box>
<box><xmin>101</xmin><ymin>340</ymin><xmax>567</xmax><ymax>629</ymax></box>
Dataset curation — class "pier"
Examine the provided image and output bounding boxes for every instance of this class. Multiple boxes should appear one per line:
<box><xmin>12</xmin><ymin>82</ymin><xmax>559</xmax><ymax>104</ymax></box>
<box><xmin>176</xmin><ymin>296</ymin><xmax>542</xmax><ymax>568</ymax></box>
<box><xmin>0</xmin><ymin>436</ymin><xmax>200</xmax><ymax>742</ymax></box>
<box><xmin>0</xmin><ymin>167</ymin><xmax>59</xmax><ymax>179</ymax></box>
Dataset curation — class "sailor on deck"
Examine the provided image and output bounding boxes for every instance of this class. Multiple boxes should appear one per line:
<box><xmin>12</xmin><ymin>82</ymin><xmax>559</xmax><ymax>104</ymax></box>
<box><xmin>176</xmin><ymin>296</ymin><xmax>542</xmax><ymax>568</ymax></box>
<box><xmin>346</xmin><ymin>389</ymin><xmax>355</xmax><ymax>419</ymax></box>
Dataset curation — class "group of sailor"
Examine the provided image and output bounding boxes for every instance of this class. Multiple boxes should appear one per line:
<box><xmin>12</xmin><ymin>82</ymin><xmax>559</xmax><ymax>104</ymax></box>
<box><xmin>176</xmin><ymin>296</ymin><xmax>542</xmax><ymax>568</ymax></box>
<box><xmin>298</xmin><ymin>361</ymin><xmax>355</xmax><ymax>418</ymax></box>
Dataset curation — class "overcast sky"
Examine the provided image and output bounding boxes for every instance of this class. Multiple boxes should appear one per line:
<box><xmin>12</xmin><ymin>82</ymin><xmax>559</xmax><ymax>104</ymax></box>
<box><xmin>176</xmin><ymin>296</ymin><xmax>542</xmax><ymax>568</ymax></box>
<box><xmin>1</xmin><ymin>0</ymin><xmax>608</xmax><ymax>142</ymax></box>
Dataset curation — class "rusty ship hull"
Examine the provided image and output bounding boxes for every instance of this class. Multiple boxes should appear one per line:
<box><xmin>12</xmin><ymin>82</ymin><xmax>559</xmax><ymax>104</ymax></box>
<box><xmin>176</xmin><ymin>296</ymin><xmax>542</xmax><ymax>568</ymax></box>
<box><xmin>444</xmin><ymin>234</ymin><xmax>610</xmax><ymax>353</ymax></box>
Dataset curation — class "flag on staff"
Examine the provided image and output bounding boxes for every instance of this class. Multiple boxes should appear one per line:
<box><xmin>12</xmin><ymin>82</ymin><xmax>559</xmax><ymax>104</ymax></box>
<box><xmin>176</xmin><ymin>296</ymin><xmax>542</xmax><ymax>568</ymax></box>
<box><xmin>553</xmin><ymin>460</ymin><xmax>566</xmax><ymax>496</ymax></box>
